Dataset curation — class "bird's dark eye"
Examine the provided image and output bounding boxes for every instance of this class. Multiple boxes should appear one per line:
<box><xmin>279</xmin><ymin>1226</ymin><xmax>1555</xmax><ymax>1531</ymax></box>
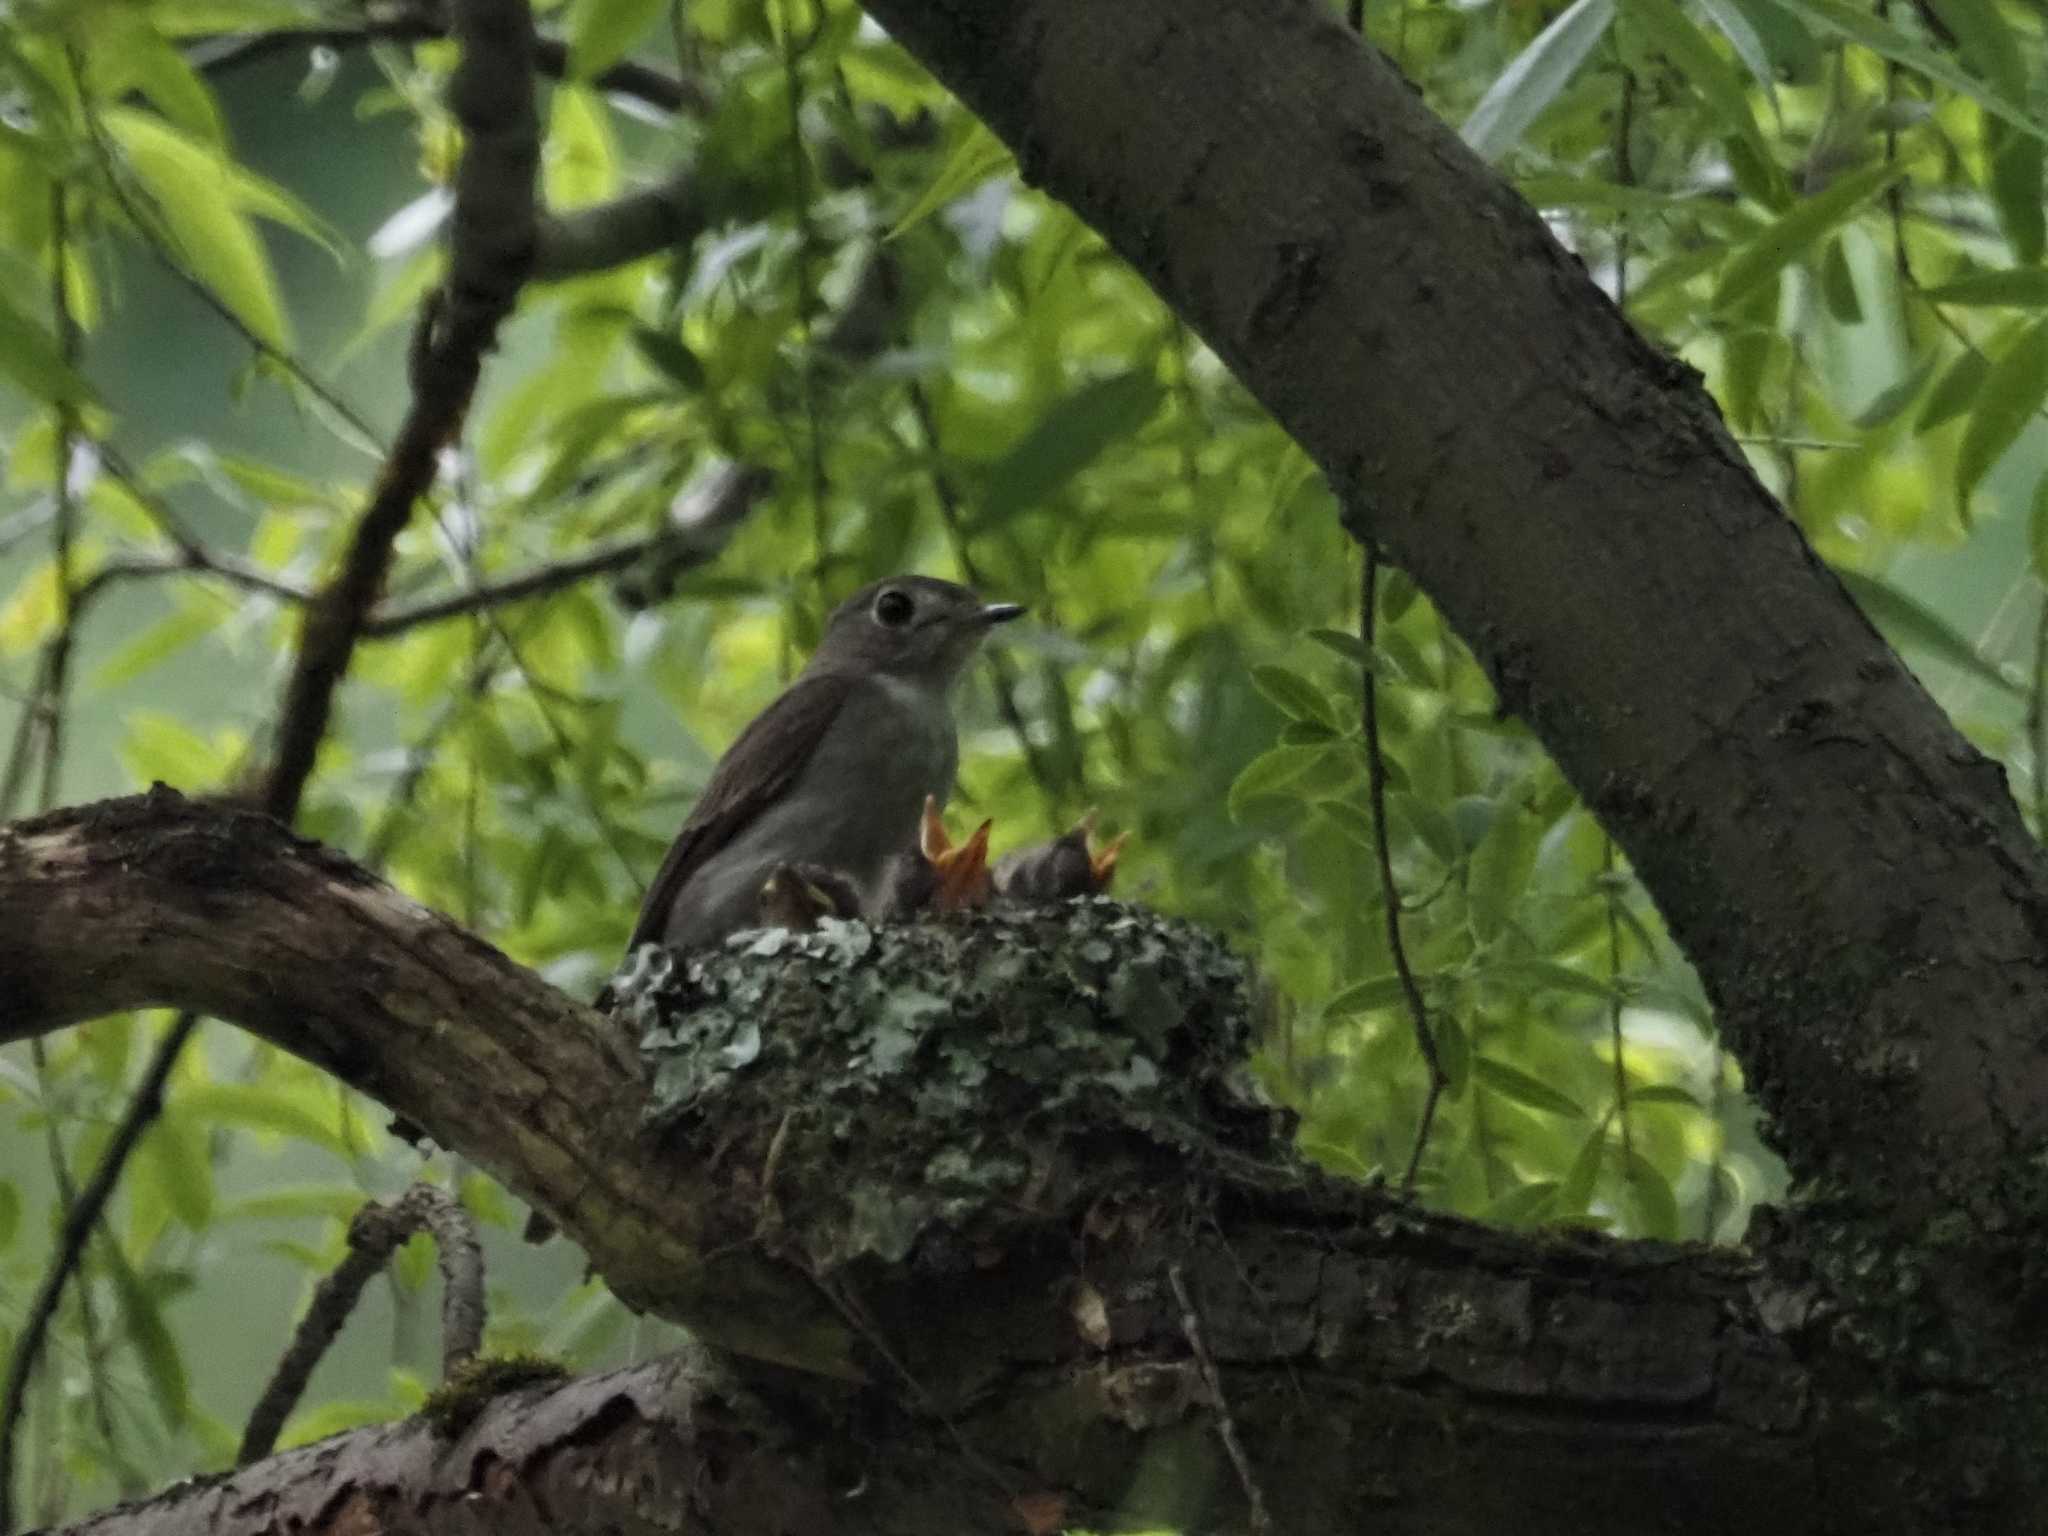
<box><xmin>873</xmin><ymin>588</ymin><xmax>915</xmax><ymax>627</ymax></box>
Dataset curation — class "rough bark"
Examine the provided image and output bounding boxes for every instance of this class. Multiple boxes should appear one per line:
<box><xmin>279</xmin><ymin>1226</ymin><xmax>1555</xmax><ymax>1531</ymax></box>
<box><xmin>5</xmin><ymin>792</ymin><xmax>2044</xmax><ymax>1533</ymax></box>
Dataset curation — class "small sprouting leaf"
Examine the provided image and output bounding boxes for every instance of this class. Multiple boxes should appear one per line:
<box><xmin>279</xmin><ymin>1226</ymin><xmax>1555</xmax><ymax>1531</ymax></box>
<box><xmin>1956</xmin><ymin>317</ymin><xmax>2048</xmax><ymax>513</ymax></box>
<box><xmin>1834</xmin><ymin>569</ymin><xmax>2022</xmax><ymax>695</ymax></box>
<box><xmin>888</xmin><ymin>117</ymin><xmax>1012</xmax><ymax>239</ymax></box>
<box><xmin>1433</xmin><ymin>1009</ymin><xmax>1471</xmax><ymax>1093</ymax></box>
<box><xmin>0</xmin><ymin>1180</ymin><xmax>18</xmax><ymax>1250</ymax></box>
<box><xmin>1461</xmin><ymin>0</ymin><xmax>1619</xmax><ymax>162</ymax></box>
<box><xmin>1713</xmin><ymin>161</ymin><xmax>1905</xmax><ymax>313</ymax></box>
<box><xmin>1820</xmin><ymin>237</ymin><xmax>1861</xmax><ymax>322</ymax></box>
<box><xmin>1251</xmin><ymin>663</ymin><xmax>1339</xmax><ymax>727</ymax></box>
<box><xmin>140</xmin><ymin>1112</ymin><xmax>214</xmax><ymax>1230</ymax></box>
<box><xmin>1921</xmin><ymin>269</ymin><xmax>2048</xmax><ymax>307</ymax></box>
<box><xmin>976</xmin><ymin>371</ymin><xmax>1163</xmax><ymax>528</ymax></box>
<box><xmin>1475</xmin><ymin>1056</ymin><xmax>1585</xmax><ymax>1118</ymax></box>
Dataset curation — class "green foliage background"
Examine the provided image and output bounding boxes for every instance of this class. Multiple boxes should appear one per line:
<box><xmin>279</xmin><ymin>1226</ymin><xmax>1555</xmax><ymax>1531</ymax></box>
<box><xmin>1</xmin><ymin>0</ymin><xmax>2043</xmax><ymax>1516</ymax></box>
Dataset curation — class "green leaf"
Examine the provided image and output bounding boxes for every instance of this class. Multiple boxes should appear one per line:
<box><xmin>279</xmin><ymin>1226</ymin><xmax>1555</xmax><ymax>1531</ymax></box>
<box><xmin>139</xmin><ymin>1112</ymin><xmax>214</xmax><ymax>1230</ymax></box>
<box><xmin>0</xmin><ymin>1180</ymin><xmax>18</xmax><ymax>1250</ymax></box>
<box><xmin>1758</xmin><ymin>0</ymin><xmax>2047</xmax><ymax>140</ymax></box>
<box><xmin>1988</xmin><ymin>127</ymin><xmax>2045</xmax><ymax>268</ymax></box>
<box><xmin>1488</xmin><ymin>957</ymin><xmax>1620</xmax><ymax>1002</ymax></box>
<box><xmin>1916</xmin><ymin>348</ymin><xmax>1988</xmax><ymax>433</ymax></box>
<box><xmin>1956</xmin><ymin>317</ymin><xmax>2048</xmax><ymax>512</ymax></box>
<box><xmin>1227</xmin><ymin>745</ymin><xmax>1322</xmax><ymax>821</ymax></box>
<box><xmin>1475</xmin><ymin>1056</ymin><xmax>1585</xmax><ymax>1118</ymax></box>
<box><xmin>1461</xmin><ymin>0</ymin><xmax>1619</xmax><ymax>162</ymax></box>
<box><xmin>1619</xmin><ymin>1149</ymin><xmax>1681</xmax><ymax>1238</ymax></box>
<box><xmin>95</xmin><ymin>606</ymin><xmax>222</xmax><ymax>689</ymax></box>
<box><xmin>1467</xmin><ymin>803</ymin><xmax>1540</xmax><ymax>943</ymax></box>
<box><xmin>1325</xmin><ymin>973</ymin><xmax>1422</xmax><ymax>1015</ymax></box>
<box><xmin>888</xmin><ymin>118</ymin><xmax>1012</xmax><ymax>239</ymax></box>
<box><xmin>1922</xmin><ymin>269</ymin><xmax>2048</xmax><ymax>308</ymax></box>
<box><xmin>1712</xmin><ymin>160</ymin><xmax>1905</xmax><ymax>312</ymax></box>
<box><xmin>0</xmin><ymin>289</ymin><xmax>98</xmax><ymax>408</ymax></box>
<box><xmin>1482</xmin><ymin>1178</ymin><xmax>1560</xmax><ymax>1228</ymax></box>
<box><xmin>1251</xmin><ymin>663</ymin><xmax>1339</xmax><ymax>727</ymax></box>
<box><xmin>1557</xmin><ymin>1125</ymin><xmax>1608</xmax><ymax>1216</ymax></box>
<box><xmin>1306</xmin><ymin>627</ymin><xmax>1372</xmax><ymax>665</ymax></box>
<box><xmin>1834</xmin><ymin>569</ymin><xmax>2022</xmax><ymax>696</ymax></box>
<box><xmin>632</xmin><ymin>326</ymin><xmax>705</xmax><ymax>389</ymax></box>
<box><xmin>1629</xmin><ymin>1083</ymin><xmax>1705</xmax><ymax>1108</ymax></box>
<box><xmin>106</xmin><ymin>1245</ymin><xmax>190</xmax><ymax>1429</ymax></box>
<box><xmin>1852</xmin><ymin>360</ymin><xmax>1934</xmax><ymax>428</ymax></box>
<box><xmin>105</xmin><ymin>108</ymin><xmax>291</xmax><ymax>348</ymax></box>
<box><xmin>1622</xmin><ymin>0</ymin><xmax>1786</xmax><ymax>207</ymax></box>
<box><xmin>1433</xmin><ymin>1008</ymin><xmax>1470</xmax><ymax>1093</ymax></box>
<box><xmin>1819</xmin><ymin>237</ymin><xmax>1861</xmax><ymax>322</ymax></box>
<box><xmin>565</xmin><ymin>0</ymin><xmax>669</xmax><ymax>78</ymax></box>
<box><xmin>2030</xmin><ymin>472</ymin><xmax>2048</xmax><ymax>585</ymax></box>
<box><xmin>976</xmin><ymin>371</ymin><xmax>1163</xmax><ymax>528</ymax></box>
<box><xmin>1316</xmin><ymin>797</ymin><xmax>1380</xmax><ymax>848</ymax></box>
<box><xmin>1925</xmin><ymin>0</ymin><xmax>2027</xmax><ymax>103</ymax></box>
<box><xmin>1695</xmin><ymin>0</ymin><xmax>1780</xmax><ymax>115</ymax></box>
<box><xmin>175</xmin><ymin>1081</ymin><xmax>355</xmax><ymax>1157</ymax></box>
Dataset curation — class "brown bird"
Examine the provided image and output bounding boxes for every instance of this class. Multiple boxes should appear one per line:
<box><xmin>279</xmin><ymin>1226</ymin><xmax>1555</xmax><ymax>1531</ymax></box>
<box><xmin>626</xmin><ymin>576</ymin><xmax>1022</xmax><ymax>955</ymax></box>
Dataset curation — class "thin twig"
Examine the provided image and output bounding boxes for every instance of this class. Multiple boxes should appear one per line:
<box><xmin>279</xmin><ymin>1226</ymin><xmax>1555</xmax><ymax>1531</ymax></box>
<box><xmin>187</xmin><ymin>20</ymin><xmax>711</xmax><ymax>117</ymax></box>
<box><xmin>1361</xmin><ymin>544</ymin><xmax>1445</xmax><ymax>1192</ymax></box>
<box><xmin>1604</xmin><ymin>839</ymin><xmax>1634</xmax><ymax>1159</ymax></box>
<box><xmin>264</xmin><ymin>0</ymin><xmax>538</xmax><ymax>819</ymax></box>
<box><xmin>238</xmin><ymin>1184</ymin><xmax>484</xmax><ymax>1465</ymax></box>
<box><xmin>904</xmin><ymin>380</ymin><xmax>1068</xmax><ymax>807</ymax></box>
<box><xmin>0</xmin><ymin>1011</ymin><xmax>188</xmax><ymax>1534</ymax></box>
<box><xmin>1167</xmin><ymin>1264</ymin><xmax>1271</xmax><ymax>1536</ymax></box>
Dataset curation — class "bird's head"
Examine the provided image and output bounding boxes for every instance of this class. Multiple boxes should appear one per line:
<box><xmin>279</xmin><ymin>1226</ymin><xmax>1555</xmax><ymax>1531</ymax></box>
<box><xmin>810</xmin><ymin>575</ymin><xmax>1023</xmax><ymax>684</ymax></box>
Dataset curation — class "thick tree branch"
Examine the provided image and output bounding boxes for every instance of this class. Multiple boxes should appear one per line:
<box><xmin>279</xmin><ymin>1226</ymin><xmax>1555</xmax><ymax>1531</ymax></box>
<box><xmin>3</xmin><ymin>790</ymin><xmax>2034</xmax><ymax>1531</ymax></box>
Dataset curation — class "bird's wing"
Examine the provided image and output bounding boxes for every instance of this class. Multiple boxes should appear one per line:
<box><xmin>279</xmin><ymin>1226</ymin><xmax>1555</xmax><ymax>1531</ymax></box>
<box><xmin>626</xmin><ymin>670</ymin><xmax>857</xmax><ymax>950</ymax></box>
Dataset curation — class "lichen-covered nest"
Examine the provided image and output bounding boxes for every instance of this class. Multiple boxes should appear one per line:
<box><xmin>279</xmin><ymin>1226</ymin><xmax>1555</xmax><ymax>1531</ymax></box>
<box><xmin>610</xmin><ymin>899</ymin><xmax>1296</xmax><ymax>1276</ymax></box>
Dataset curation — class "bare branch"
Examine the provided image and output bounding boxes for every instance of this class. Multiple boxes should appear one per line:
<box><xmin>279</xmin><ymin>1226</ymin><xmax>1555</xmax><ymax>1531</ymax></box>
<box><xmin>187</xmin><ymin>19</ymin><xmax>711</xmax><ymax>117</ymax></box>
<box><xmin>263</xmin><ymin>0</ymin><xmax>539</xmax><ymax>820</ymax></box>
<box><xmin>239</xmin><ymin>1184</ymin><xmax>483</xmax><ymax>1466</ymax></box>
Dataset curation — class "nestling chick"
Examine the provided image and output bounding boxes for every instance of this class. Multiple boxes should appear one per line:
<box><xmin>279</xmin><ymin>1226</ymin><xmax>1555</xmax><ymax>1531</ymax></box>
<box><xmin>990</xmin><ymin>811</ymin><xmax>1127</xmax><ymax>902</ymax></box>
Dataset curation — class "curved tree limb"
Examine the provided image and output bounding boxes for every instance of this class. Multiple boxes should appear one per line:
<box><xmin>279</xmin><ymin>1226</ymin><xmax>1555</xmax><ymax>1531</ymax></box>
<box><xmin>0</xmin><ymin>790</ymin><xmax>1971</xmax><ymax>1532</ymax></box>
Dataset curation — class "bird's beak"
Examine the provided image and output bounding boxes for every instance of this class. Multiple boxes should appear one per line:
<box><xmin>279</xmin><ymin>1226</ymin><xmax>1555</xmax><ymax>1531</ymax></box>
<box><xmin>978</xmin><ymin>602</ymin><xmax>1025</xmax><ymax>625</ymax></box>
